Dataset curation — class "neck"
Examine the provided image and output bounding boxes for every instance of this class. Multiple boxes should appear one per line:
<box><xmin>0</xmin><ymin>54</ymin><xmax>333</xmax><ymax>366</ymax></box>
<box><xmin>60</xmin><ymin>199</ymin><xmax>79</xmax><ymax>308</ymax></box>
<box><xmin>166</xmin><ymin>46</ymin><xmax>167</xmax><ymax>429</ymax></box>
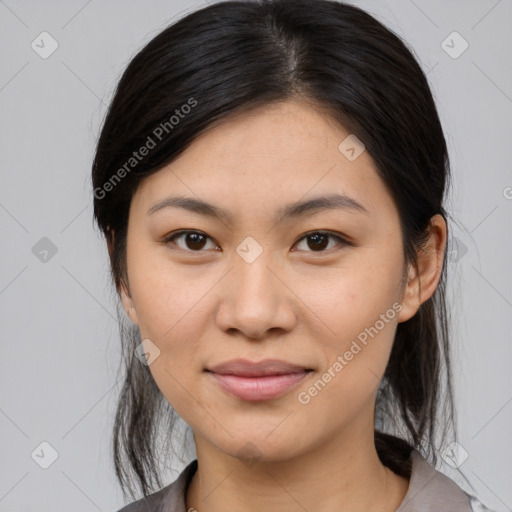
<box><xmin>186</xmin><ymin>415</ymin><xmax>409</xmax><ymax>512</ymax></box>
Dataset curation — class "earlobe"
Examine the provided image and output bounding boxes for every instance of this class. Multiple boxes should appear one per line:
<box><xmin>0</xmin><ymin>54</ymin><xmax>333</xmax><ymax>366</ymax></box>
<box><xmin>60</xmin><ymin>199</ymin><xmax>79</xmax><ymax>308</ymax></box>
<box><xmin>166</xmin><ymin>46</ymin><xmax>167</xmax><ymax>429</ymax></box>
<box><xmin>397</xmin><ymin>264</ymin><xmax>421</xmax><ymax>323</ymax></box>
<box><xmin>107</xmin><ymin>227</ymin><xmax>139</xmax><ymax>325</ymax></box>
<box><xmin>120</xmin><ymin>282</ymin><xmax>139</xmax><ymax>325</ymax></box>
<box><xmin>397</xmin><ymin>214</ymin><xmax>447</xmax><ymax>323</ymax></box>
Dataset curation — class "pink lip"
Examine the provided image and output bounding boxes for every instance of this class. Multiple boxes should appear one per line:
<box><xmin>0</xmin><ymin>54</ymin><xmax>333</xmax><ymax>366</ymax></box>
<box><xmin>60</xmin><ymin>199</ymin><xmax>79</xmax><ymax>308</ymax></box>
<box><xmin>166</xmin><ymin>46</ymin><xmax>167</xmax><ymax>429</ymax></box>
<box><xmin>205</xmin><ymin>358</ymin><xmax>312</xmax><ymax>401</ymax></box>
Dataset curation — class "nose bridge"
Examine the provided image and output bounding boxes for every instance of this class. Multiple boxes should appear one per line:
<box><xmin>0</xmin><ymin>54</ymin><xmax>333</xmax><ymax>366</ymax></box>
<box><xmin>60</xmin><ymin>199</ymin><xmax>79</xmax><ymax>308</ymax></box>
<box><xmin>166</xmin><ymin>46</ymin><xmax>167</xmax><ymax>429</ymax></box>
<box><xmin>233</xmin><ymin>237</ymin><xmax>279</xmax><ymax>310</ymax></box>
<box><xmin>234</xmin><ymin>241</ymin><xmax>276</xmax><ymax>299</ymax></box>
<box><xmin>215</xmin><ymin>236</ymin><xmax>295</xmax><ymax>338</ymax></box>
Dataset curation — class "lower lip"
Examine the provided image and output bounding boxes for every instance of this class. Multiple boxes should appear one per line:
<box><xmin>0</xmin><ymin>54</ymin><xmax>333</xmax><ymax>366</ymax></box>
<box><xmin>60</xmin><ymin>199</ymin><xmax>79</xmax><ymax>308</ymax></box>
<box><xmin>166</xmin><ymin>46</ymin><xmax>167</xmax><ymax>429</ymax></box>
<box><xmin>208</xmin><ymin>371</ymin><xmax>310</xmax><ymax>401</ymax></box>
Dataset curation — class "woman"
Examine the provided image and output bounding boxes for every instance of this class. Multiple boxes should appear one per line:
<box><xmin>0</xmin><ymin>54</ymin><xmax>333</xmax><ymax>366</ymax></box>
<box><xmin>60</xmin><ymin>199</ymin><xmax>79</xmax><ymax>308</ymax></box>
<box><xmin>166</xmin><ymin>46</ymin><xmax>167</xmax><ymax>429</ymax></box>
<box><xmin>91</xmin><ymin>0</ymin><xmax>495</xmax><ymax>510</ymax></box>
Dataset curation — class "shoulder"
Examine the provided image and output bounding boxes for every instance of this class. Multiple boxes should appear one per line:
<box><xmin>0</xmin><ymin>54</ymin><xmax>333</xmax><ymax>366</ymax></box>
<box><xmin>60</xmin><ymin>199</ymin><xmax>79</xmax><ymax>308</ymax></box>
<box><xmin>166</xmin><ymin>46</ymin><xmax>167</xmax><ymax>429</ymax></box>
<box><xmin>115</xmin><ymin>485</ymin><xmax>171</xmax><ymax>512</ymax></box>
<box><xmin>114</xmin><ymin>459</ymin><xmax>198</xmax><ymax>512</ymax></box>
<box><xmin>468</xmin><ymin>495</ymin><xmax>497</xmax><ymax>512</ymax></box>
<box><xmin>396</xmin><ymin>450</ymin><xmax>496</xmax><ymax>512</ymax></box>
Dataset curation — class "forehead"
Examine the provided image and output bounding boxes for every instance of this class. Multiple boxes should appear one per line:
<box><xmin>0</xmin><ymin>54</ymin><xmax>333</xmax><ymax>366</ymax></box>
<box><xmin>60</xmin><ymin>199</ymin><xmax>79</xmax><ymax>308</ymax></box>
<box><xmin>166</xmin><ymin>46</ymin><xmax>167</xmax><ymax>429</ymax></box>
<box><xmin>132</xmin><ymin>99</ymin><xmax>398</xmax><ymax>227</ymax></box>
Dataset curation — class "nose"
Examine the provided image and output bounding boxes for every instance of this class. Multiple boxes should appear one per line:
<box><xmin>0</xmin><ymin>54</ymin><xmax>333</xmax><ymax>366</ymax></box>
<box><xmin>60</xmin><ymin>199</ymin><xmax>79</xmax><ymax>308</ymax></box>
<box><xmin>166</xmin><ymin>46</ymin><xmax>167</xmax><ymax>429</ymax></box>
<box><xmin>215</xmin><ymin>248</ymin><xmax>297</xmax><ymax>340</ymax></box>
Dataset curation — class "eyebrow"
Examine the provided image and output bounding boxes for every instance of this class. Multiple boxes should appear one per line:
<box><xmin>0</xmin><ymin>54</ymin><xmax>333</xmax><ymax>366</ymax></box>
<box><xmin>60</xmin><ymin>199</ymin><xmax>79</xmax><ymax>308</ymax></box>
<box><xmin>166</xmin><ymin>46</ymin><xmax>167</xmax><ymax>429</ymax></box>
<box><xmin>146</xmin><ymin>193</ymin><xmax>369</xmax><ymax>222</ymax></box>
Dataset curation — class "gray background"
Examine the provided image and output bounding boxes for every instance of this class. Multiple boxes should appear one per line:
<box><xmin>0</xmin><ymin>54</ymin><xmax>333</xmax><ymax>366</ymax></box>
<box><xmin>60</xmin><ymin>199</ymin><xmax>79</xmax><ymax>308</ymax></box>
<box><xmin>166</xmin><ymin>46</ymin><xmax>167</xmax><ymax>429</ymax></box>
<box><xmin>1</xmin><ymin>0</ymin><xmax>511</xmax><ymax>510</ymax></box>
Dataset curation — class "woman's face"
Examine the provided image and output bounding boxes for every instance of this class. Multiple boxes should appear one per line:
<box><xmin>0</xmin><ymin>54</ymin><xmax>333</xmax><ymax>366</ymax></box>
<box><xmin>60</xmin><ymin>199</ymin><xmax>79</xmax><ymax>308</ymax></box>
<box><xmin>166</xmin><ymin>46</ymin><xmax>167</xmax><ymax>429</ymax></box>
<box><xmin>120</xmin><ymin>99</ymin><xmax>419</xmax><ymax>462</ymax></box>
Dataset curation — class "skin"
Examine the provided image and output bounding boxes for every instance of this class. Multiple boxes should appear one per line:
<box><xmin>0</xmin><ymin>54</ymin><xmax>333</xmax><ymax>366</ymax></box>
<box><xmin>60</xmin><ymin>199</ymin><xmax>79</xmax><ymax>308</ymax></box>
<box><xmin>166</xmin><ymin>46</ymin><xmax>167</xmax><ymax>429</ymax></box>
<box><xmin>113</xmin><ymin>99</ymin><xmax>447</xmax><ymax>512</ymax></box>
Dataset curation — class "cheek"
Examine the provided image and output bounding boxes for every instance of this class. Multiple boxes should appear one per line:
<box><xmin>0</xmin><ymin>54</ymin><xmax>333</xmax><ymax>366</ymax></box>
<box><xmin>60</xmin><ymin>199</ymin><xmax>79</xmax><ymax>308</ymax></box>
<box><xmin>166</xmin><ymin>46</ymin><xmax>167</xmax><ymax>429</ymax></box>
<box><xmin>297</xmin><ymin>260</ymin><xmax>401</xmax><ymax>342</ymax></box>
<box><xmin>128</xmin><ymin>250</ymin><xmax>205</xmax><ymax>339</ymax></box>
<box><xmin>127</xmin><ymin>263</ymin><xmax>214</xmax><ymax>411</ymax></box>
<box><xmin>295</xmin><ymin>259</ymin><xmax>401</xmax><ymax>394</ymax></box>
<box><xmin>296</xmin><ymin>296</ymin><xmax>399</xmax><ymax>424</ymax></box>
<box><xmin>129</xmin><ymin>262</ymin><xmax>209</xmax><ymax>414</ymax></box>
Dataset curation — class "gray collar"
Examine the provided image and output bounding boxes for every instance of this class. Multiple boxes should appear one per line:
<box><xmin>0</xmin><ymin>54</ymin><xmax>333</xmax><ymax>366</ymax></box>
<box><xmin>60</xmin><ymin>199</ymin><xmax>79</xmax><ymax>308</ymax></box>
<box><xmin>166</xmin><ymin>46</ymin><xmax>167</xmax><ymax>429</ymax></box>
<box><xmin>120</xmin><ymin>449</ymin><xmax>475</xmax><ymax>511</ymax></box>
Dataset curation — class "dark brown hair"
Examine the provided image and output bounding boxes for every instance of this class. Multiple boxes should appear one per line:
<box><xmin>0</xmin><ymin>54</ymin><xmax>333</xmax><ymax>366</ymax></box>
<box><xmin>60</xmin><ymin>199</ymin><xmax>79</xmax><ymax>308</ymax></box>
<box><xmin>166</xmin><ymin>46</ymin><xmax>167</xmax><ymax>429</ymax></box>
<box><xmin>92</xmin><ymin>0</ymin><xmax>457</xmax><ymax>500</ymax></box>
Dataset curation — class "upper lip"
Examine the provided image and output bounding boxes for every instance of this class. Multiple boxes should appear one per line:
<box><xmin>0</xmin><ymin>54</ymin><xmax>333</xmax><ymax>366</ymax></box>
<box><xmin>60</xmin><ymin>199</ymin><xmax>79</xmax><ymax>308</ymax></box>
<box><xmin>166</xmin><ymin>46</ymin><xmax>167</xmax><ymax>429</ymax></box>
<box><xmin>206</xmin><ymin>358</ymin><xmax>312</xmax><ymax>377</ymax></box>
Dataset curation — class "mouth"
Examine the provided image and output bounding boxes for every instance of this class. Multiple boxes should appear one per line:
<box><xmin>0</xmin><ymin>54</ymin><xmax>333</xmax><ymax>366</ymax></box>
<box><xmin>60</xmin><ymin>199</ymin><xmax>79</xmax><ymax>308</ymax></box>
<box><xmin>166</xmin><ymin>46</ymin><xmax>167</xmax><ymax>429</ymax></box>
<box><xmin>205</xmin><ymin>358</ymin><xmax>314</xmax><ymax>401</ymax></box>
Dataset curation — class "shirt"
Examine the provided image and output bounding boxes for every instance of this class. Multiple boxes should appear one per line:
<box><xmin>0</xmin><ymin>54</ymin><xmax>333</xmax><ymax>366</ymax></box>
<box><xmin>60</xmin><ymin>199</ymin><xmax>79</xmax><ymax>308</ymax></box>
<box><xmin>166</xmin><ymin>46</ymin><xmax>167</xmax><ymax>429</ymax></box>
<box><xmin>116</xmin><ymin>449</ymin><xmax>495</xmax><ymax>511</ymax></box>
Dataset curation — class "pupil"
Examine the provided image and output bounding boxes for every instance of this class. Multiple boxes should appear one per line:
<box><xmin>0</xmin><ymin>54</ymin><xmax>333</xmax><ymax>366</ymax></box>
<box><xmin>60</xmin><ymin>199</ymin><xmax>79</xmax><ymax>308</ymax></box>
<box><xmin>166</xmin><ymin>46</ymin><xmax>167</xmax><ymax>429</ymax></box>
<box><xmin>309</xmin><ymin>234</ymin><xmax>328</xmax><ymax>251</ymax></box>
<box><xmin>187</xmin><ymin>233</ymin><xmax>206</xmax><ymax>250</ymax></box>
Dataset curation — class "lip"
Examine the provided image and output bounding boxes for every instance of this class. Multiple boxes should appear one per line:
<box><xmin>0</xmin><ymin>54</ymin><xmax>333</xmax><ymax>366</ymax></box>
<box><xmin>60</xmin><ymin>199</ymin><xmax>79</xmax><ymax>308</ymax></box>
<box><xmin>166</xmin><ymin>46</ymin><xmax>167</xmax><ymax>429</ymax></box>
<box><xmin>205</xmin><ymin>358</ymin><xmax>313</xmax><ymax>401</ymax></box>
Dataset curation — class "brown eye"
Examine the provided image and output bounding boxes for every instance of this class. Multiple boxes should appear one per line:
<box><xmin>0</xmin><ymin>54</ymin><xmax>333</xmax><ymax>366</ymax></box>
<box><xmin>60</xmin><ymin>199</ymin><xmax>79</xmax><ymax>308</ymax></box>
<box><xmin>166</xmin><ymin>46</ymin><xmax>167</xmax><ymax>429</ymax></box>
<box><xmin>294</xmin><ymin>231</ymin><xmax>349</xmax><ymax>253</ymax></box>
<box><xmin>163</xmin><ymin>231</ymin><xmax>217</xmax><ymax>251</ymax></box>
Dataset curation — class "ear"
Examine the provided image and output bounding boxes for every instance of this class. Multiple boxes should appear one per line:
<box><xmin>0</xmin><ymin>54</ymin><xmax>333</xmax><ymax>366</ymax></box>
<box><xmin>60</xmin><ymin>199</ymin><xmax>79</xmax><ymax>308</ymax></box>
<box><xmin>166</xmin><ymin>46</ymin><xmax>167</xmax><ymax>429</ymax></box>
<box><xmin>397</xmin><ymin>214</ymin><xmax>447</xmax><ymax>323</ymax></box>
<box><xmin>120</xmin><ymin>280</ymin><xmax>139</xmax><ymax>325</ymax></box>
<box><xmin>107</xmin><ymin>227</ymin><xmax>139</xmax><ymax>325</ymax></box>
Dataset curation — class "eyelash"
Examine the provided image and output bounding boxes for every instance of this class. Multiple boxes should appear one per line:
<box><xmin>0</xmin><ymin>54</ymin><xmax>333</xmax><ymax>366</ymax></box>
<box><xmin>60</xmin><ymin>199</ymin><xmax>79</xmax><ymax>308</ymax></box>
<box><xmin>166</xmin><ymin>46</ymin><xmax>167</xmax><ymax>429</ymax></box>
<box><xmin>161</xmin><ymin>230</ymin><xmax>351</xmax><ymax>254</ymax></box>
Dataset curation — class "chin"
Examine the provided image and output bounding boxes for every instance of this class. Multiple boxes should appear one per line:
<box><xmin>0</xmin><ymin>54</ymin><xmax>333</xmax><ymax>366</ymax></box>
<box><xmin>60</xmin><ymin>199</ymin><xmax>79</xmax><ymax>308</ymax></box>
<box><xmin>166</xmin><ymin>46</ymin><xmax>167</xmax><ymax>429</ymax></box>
<box><xmin>210</xmin><ymin>429</ymin><xmax>309</xmax><ymax>466</ymax></box>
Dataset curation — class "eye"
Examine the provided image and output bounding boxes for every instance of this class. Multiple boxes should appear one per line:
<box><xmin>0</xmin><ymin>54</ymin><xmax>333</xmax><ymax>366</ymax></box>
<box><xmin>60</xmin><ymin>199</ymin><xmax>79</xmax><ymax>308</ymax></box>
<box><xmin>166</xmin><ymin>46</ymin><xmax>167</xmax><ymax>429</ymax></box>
<box><xmin>162</xmin><ymin>229</ymin><xmax>350</xmax><ymax>254</ymax></box>
<box><xmin>293</xmin><ymin>231</ymin><xmax>350</xmax><ymax>253</ymax></box>
<box><xmin>162</xmin><ymin>230</ymin><xmax>218</xmax><ymax>252</ymax></box>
